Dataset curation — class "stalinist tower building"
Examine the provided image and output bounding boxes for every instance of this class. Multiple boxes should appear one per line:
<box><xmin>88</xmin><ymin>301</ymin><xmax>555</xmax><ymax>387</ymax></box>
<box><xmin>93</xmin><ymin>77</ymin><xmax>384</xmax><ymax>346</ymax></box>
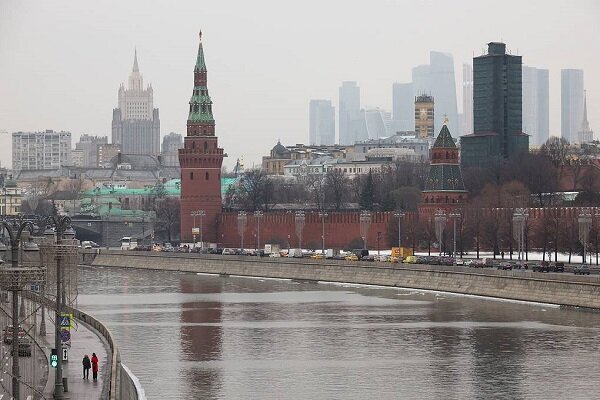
<box><xmin>179</xmin><ymin>31</ymin><xmax>225</xmax><ymax>243</ymax></box>
<box><xmin>111</xmin><ymin>51</ymin><xmax>161</xmax><ymax>156</ymax></box>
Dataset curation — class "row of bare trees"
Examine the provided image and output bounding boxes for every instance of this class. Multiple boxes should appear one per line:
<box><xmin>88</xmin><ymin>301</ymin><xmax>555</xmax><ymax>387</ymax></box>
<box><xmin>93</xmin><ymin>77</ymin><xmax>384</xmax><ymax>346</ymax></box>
<box><xmin>226</xmin><ymin>160</ymin><xmax>429</xmax><ymax>212</ymax></box>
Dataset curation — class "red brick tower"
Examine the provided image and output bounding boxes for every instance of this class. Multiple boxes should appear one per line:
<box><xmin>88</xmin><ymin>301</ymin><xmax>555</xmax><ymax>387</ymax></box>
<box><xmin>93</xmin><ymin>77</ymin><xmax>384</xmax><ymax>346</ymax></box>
<box><xmin>179</xmin><ymin>31</ymin><xmax>225</xmax><ymax>243</ymax></box>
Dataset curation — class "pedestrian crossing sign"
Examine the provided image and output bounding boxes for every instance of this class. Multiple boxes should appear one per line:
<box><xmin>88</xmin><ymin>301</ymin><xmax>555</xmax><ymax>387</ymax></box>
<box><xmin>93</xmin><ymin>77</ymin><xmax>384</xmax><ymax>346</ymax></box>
<box><xmin>59</xmin><ymin>313</ymin><xmax>73</xmax><ymax>329</ymax></box>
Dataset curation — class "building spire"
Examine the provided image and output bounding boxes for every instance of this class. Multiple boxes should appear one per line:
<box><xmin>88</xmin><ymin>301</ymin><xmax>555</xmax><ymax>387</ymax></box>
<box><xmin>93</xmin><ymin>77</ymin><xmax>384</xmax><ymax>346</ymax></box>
<box><xmin>195</xmin><ymin>31</ymin><xmax>206</xmax><ymax>72</ymax></box>
<box><xmin>582</xmin><ymin>90</ymin><xmax>589</xmax><ymax>131</ymax></box>
<box><xmin>133</xmin><ymin>48</ymin><xmax>139</xmax><ymax>72</ymax></box>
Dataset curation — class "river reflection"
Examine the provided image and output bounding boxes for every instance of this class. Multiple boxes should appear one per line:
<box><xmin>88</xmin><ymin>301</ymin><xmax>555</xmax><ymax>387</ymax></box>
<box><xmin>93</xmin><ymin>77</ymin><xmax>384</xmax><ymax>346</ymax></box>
<box><xmin>77</xmin><ymin>267</ymin><xmax>600</xmax><ymax>400</ymax></box>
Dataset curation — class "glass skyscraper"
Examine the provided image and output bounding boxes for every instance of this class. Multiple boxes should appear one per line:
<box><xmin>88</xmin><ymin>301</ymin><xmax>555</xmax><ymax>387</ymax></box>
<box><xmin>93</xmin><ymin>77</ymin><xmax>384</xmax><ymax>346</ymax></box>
<box><xmin>460</xmin><ymin>42</ymin><xmax>528</xmax><ymax>167</ymax></box>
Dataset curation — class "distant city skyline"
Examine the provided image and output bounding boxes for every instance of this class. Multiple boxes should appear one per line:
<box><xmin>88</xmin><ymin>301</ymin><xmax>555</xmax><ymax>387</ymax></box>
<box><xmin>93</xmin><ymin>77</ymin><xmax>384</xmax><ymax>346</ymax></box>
<box><xmin>0</xmin><ymin>0</ymin><xmax>598</xmax><ymax>168</ymax></box>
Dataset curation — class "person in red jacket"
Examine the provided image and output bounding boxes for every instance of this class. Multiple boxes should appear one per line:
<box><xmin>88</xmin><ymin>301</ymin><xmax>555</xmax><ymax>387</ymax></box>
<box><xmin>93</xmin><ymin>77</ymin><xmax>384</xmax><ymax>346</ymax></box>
<box><xmin>91</xmin><ymin>353</ymin><xmax>99</xmax><ymax>381</ymax></box>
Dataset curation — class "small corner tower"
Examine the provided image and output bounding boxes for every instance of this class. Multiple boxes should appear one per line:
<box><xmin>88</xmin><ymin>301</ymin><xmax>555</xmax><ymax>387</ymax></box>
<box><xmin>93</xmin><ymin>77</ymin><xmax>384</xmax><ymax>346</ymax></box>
<box><xmin>179</xmin><ymin>31</ymin><xmax>225</xmax><ymax>243</ymax></box>
<box><xmin>420</xmin><ymin>118</ymin><xmax>468</xmax><ymax>216</ymax></box>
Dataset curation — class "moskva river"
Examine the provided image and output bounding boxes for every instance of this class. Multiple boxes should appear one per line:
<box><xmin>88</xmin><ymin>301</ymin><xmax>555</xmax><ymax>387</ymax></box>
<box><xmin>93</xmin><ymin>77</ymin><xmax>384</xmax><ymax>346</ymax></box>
<box><xmin>77</xmin><ymin>266</ymin><xmax>600</xmax><ymax>399</ymax></box>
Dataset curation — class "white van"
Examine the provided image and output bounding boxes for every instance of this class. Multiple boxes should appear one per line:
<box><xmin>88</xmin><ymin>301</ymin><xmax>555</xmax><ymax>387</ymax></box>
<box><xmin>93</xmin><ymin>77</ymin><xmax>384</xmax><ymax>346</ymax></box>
<box><xmin>121</xmin><ymin>237</ymin><xmax>138</xmax><ymax>250</ymax></box>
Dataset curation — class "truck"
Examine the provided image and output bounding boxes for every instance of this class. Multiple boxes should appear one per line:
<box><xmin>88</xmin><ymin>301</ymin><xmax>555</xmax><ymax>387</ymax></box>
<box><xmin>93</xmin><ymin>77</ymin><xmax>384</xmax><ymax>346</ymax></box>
<box><xmin>391</xmin><ymin>247</ymin><xmax>414</xmax><ymax>259</ymax></box>
<box><xmin>264</xmin><ymin>244</ymin><xmax>281</xmax><ymax>256</ymax></box>
<box><xmin>120</xmin><ymin>237</ymin><xmax>138</xmax><ymax>250</ymax></box>
<box><xmin>325</xmin><ymin>249</ymin><xmax>339</xmax><ymax>259</ymax></box>
<box><xmin>288</xmin><ymin>248</ymin><xmax>303</xmax><ymax>258</ymax></box>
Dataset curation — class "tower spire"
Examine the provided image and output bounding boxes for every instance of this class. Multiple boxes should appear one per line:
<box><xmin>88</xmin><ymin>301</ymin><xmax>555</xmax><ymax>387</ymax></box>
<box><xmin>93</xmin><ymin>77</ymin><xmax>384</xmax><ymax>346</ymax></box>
<box><xmin>133</xmin><ymin>48</ymin><xmax>139</xmax><ymax>72</ymax></box>
<box><xmin>195</xmin><ymin>31</ymin><xmax>206</xmax><ymax>72</ymax></box>
<box><xmin>582</xmin><ymin>90</ymin><xmax>589</xmax><ymax>131</ymax></box>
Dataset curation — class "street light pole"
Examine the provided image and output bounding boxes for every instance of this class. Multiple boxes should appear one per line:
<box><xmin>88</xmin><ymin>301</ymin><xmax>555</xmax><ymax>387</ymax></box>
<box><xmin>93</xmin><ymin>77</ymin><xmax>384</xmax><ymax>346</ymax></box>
<box><xmin>434</xmin><ymin>209</ymin><xmax>447</xmax><ymax>257</ymax></box>
<box><xmin>295</xmin><ymin>211</ymin><xmax>305</xmax><ymax>251</ymax></box>
<box><xmin>393</xmin><ymin>211</ymin><xmax>405</xmax><ymax>251</ymax></box>
<box><xmin>319</xmin><ymin>211</ymin><xmax>328</xmax><ymax>255</ymax></box>
<box><xmin>237</xmin><ymin>211</ymin><xmax>247</xmax><ymax>252</ymax></box>
<box><xmin>449</xmin><ymin>211</ymin><xmax>461</xmax><ymax>264</ymax></box>
<box><xmin>578</xmin><ymin>208</ymin><xmax>592</xmax><ymax>265</ymax></box>
<box><xmin>254</xmin><ymin>211</ymin><xmax>263</xmax><ymax>251</ymax></box>
<box><xmin>199</xmin><ymin>210</ymin><xmax>205</xmax><ymax>249</ymax></box>
<box><xmin>50</xmin><ymin>215</ymin><xmax>73</xmax><ymax>400</ymax></box>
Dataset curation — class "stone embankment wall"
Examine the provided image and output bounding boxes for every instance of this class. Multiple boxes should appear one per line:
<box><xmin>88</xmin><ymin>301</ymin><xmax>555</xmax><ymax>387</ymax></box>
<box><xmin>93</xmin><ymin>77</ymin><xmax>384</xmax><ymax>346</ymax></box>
<box><xmin>84</xmin><ymin>250</ymin><xmax>600</xmax><ymax>309</ymax></box>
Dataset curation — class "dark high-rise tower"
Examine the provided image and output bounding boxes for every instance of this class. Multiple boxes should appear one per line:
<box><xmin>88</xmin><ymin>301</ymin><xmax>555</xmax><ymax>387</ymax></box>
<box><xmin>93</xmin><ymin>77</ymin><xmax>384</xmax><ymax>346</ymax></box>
<box><xmin>460</xmin><ymin>42</ymin><xmax>528</xmax><ymax>167</ymax></box>
<box><xmin>179</xmin><ymin>31</ymin><xmax>225</xmax><ymax>243</ymax></box>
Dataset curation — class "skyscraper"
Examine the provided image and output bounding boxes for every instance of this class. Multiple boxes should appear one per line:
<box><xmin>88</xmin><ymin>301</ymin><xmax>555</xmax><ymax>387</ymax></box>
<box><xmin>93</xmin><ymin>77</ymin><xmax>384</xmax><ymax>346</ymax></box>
<box><xmin>112</xmin><ymin>50</ymin><xmax>160</xmax><ymax>155</ymax></box>
<box><xmin>309</xmin><ymin>100</ymin><xmax>335</xmax><ymax>145</ymax></box>
<box><xmin>415</xmin><ymin>94</ymin><xmax>434</xmax><ymax>138</ymax></box>
<box><xmin>522</xmin><ymin>66</ymin><xmax>549</xmax><ymax>146</ymax></box>
<box><xmin>179</xmin><ymin>31</ymin><xmax>225</xmax><ymax>243</ymax></box>
<box><xmin>338</xmin><ymin>81</ymin><xmax>361</xmax><ymax>145</ymax></box>
<box><xmin>392</xmin><ymin>83</ymin><xmax>414</xmax><ymax>131</ymax></box>
<box><xmin>561</xmin><ymin>69</ymin><xmax>585</xmax><ymax>144</ymax></box>
<box><xmin>411</xmin><ymin>52</ymin><xmax>459</xmax><ymax>136</ymax></box>
<box><xmin>460</xmin><ymin>42</ymin><xmax>528</xmax><ymax>167</ymax></box>
<box><xmin>462</xmin><ymin>64</ymin><xmax>473</xmax><ymax>135</ymax></box>
<box><xmin>364</xmin><ymin>108</ymin><xmax>391</xmax><ymax>140</ymax></box>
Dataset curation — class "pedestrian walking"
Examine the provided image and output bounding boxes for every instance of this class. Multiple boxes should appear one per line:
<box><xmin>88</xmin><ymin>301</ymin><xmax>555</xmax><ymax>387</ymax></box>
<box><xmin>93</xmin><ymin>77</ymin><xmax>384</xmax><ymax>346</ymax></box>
<box><xmin>82</xmin><ymin>354</ymin><xmax>91</xmax><ymax>379</ymax></box>
<box><xmin>91</xmin><ymin>352</ymin><xmax>99</xmax><ymax>381</ymax></box>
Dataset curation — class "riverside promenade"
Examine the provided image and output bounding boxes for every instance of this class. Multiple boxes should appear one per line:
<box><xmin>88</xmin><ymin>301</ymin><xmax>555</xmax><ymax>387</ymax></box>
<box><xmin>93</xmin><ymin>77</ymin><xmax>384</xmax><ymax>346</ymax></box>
<box><xmin>42</xmin><ymin>317</ymin><xmax>110</xmax><ymax>399</ymax></box>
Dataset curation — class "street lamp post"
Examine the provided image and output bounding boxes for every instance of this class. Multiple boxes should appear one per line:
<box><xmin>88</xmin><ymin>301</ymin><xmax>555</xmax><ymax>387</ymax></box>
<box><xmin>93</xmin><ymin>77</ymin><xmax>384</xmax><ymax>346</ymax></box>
<box><xmin>0</xmin><ymin>219</ymin><xmax>34</xmax><ymax>400</ymax></box>
<box><xmin>360</xmin><ymin>211</ymin><xmax>372</xmax><ymax>250</ymax></box>
<box><xmin>578</xmin><ymin>208</ymin><xmax>592</xmax><ymax>265</ymax></box>
<box><xmin>318</xmin><ymin>211</ymin><xmax>328</xmax><ymax>255</ymax></box>
<box><xmin>377</xmin><ymin>231</ymin><xmax>382</xmax><ymax>257</ymax></box>
<box><xmin>49</xmin><ymin>215</ymin><xmax>75</xmax><ymax>400</ymax></box>
<box><xmin>237</xmin><ymin>211</ymin><xmax>247</xmax><ymax>252</ymax></box>
<box><xmin>254</xmin><ymin>211</ymin><xmax>263</xmax><ymax>252</ymax></box>
<box><xmin>449</xmin><ymin>211</ymin><xmax>461</xmax><ymax>264</ymax></box>
<box><xmin>295</xmin><ymin>211</ymin><xmax>305</xmax><ymax>251</ymax></box>
<box><xmin>393</xmin><ymin>211</ymin><xmax>405</xmax><ymax>251</ymax></box>
<box><xmin>512</xmin><ymin>208</ymin><xmax>529</xmax><ymax>262</ymax></box>
<box><xmin>434</xmin><ymin>209</ymin><xmax>447</xmax><ymax>257</ymax></box>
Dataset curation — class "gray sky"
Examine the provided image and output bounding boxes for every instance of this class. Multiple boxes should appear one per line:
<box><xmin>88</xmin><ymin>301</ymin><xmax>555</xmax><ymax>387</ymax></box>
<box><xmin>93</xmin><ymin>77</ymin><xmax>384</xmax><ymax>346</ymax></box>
<box><xmin>1</xmin><ymin>0</ymin><xmax>598</xmax><ymax>169</ymax></box>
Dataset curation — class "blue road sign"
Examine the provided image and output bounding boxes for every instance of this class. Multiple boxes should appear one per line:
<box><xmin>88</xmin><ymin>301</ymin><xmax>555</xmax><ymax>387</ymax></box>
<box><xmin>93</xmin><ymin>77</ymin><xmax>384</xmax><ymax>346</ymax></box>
<box><xmin>60</xmin><ymin>330</ymin><xmax>71</xmax><ymax>343</ymax></box>
<box><xmin>59</xmin><ymin>315</ymin><xmax>71</xmax><ymax>328</ymax></box>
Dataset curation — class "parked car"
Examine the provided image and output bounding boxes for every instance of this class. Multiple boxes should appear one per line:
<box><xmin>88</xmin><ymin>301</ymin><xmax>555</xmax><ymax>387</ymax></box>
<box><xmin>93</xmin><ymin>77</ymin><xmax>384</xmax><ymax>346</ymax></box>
<box><xmin>222</xmin><ymin>248</ymin><xmax>236</xmax><ymax>255</ymax></box>
<box><xmin>574</xmin><ymin>265</ymin><xmax>591</xmax><ymax>275</ymax></box>
<box><xmin>532</xmin><ymin>261</ymin><xmax>550</xmax><ymax>272</ymax></box>
<box><xmin>550</xmin><ymin>262</ymin><xmax>565</xmax><ymax>273</ymax></box>
<box><xmin>345</xmin><ymin>254</ymin><xmax>359</xmax><ymax>261</ymax></box>
<box><xmin>455</xmin><ymin>259</ymin><xmax>464</xmax><ymax>266</ymax></box>
<box><xmin>311</xmin><ymin>253</ymin><xmax>325</xmax><ymax>260</ymax></box>
<box><xmin>269</xmin><ymin>252</ymin><xmax>282</xmax><ymax>258</ymax></box>
<box><xmin>362</xmin><ymin>255</ymin><xmax>375</xmax><ymax>262</ymax></box>
<box><xmin>81</xmin><ymin>241</ymin><xmax>100</xmax><ymax>249</ymax></box>
<box><xmin>498</xmin><ymin>262</ymin><xmax>513</xmax><ymax>270</ymax></box>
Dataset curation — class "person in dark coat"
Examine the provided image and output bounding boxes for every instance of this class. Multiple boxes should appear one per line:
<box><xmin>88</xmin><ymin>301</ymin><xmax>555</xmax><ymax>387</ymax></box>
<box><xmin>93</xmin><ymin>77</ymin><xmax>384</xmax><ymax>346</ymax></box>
<box><xmin>91</xmin><ymin>353</ymin><xmax>99</xmax><ymax>381</ymax></box>
<box><xmin>82</xmin><ymin>354</ymin><xmax>91</xmax><ymax>379</ymax></box>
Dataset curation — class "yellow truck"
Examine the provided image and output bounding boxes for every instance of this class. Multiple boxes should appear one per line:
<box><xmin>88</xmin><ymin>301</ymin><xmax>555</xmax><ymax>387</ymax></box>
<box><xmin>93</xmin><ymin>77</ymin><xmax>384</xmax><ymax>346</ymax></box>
<box><xmin>391</xmin><ymin>247</ymin><xmax>413</xmax><ymax>260</ymax></box>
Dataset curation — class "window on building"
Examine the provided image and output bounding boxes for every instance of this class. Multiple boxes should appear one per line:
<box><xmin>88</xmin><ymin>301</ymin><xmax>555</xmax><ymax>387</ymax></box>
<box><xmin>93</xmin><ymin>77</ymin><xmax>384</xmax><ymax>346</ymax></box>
<box><xmin>190</xmin><ymin>172</ymin><xmax>194</xmax><ymax>180</ymax></box>
<box><xmin>205</xmin><ymin>172</ymin><xmax>209</xmax><ymax>180</ymax></box>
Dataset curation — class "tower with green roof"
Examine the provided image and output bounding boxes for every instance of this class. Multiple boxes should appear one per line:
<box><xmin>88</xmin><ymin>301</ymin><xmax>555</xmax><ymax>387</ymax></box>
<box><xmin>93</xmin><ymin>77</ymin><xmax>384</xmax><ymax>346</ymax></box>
<box><xmin>179</xmin><ymin>31</ymin><xmax>226</xmax><ymax>243</ymax></box>
<box><xmin>420</xmin><ymin>120</ymin><xmax>468</xmax><ymax>214</ymax></box>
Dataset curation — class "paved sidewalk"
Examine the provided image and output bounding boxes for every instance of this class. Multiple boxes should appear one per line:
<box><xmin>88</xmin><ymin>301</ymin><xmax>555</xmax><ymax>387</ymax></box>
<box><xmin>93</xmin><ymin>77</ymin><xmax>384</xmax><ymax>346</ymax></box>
<box><xmin>42</xmin><ymin>317</ymin><xmax>110</xmax><ymax>399</ymax></box>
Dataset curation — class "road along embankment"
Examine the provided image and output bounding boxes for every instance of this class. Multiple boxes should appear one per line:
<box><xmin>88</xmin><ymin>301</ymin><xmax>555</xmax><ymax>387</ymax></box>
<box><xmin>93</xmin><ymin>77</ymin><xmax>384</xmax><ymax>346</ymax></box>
<box><xmin>85</xmin><ymin>250</ymin><xmax>600</xmax><ymax>309</ymax></box>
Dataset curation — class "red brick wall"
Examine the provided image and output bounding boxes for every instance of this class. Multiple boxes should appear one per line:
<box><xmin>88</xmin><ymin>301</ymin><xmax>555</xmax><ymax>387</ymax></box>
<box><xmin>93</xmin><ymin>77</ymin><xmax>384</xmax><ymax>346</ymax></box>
<box><xmin>216</xmin><ymin>211</ymin><xmax>419</xmax><ymax>250</ymax></box>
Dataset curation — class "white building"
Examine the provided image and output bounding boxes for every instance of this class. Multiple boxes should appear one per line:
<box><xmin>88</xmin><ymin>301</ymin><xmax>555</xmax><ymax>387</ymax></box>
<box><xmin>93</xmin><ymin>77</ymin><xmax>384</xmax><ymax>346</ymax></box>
<box><xmin>112</xmin><ymin>50</ymin><xmax>160</xmax><ymax>155</ymax></box>
<box><xmin>345</xmin><ymin>134</ymin><xmax>431</xmax><ymax>162</ymax></box>
<box><xmin>12</xmin><ymin>129</ymin><xmax>72</xmax><ymax>170</ymax></box>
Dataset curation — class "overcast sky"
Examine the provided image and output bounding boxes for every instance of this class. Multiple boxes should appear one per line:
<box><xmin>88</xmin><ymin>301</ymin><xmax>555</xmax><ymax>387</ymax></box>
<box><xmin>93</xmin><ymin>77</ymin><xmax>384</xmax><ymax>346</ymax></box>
<box><xmin>1</xmin><ymin>0</ymin><xmax>598</xmax><ymax>169</ymax></box>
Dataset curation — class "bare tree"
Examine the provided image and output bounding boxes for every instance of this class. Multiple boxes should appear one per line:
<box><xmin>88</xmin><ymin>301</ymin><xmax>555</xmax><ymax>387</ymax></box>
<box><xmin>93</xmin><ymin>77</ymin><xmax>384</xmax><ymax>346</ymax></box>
<box><xmin>154</xmin><ymin>197</ymin><xmax>180</xmax><ymax>243</ymax></box>
<box><xmin>324</xmin><ymin>169</ymin><xmax>349</xmax><ymax>210</ymax></box>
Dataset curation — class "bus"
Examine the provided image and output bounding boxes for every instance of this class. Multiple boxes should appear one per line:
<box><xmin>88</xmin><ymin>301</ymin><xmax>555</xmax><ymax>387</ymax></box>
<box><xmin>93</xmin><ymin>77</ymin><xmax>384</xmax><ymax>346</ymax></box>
<box><xmin>120</xmin><ymin>237</ymin><xmax>138</xmax><ymax>250</ymax></box>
